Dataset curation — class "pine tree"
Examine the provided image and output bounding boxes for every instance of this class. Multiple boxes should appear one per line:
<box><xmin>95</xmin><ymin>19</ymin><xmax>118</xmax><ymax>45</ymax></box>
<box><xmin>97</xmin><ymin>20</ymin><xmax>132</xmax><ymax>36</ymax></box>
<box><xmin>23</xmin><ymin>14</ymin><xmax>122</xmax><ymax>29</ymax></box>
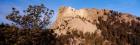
<box><xmin>6</xmin><ymin>4</ymin><xmax>54</xmax><ymax>29</ymax></box>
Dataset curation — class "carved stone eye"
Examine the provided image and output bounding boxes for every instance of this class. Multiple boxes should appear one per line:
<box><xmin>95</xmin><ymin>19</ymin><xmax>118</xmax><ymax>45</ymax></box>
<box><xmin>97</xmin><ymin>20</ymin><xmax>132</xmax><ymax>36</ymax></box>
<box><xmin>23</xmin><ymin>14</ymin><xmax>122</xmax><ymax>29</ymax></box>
<box><xmin>136</xmin><ymin>17</ymin><xmax>140</xmax><ymax>20</ymax></box>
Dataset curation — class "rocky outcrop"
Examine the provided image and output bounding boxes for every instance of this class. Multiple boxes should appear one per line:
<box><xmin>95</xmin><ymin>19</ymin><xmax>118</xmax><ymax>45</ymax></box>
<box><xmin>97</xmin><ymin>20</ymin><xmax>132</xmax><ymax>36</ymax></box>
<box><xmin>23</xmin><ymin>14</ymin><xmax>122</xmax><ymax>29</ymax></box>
<box><xmin>51</xmin><ymin>6</ymin><xmax>140</xmax><ymax>45</ymax></box>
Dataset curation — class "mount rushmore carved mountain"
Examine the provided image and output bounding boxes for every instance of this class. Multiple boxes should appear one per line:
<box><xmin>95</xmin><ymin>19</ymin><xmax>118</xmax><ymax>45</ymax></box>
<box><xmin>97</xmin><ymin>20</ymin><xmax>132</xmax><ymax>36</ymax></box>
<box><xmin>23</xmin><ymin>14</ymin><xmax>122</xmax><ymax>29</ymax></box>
<box><xmin>50</xmin><ymin>6</ymin><xmax>140</xmax><ymax>45</ymax></box>
<box><xmin>0</xmin><ymin>6</ymin><xmax>140</xmax><ymax>45</ymax></box>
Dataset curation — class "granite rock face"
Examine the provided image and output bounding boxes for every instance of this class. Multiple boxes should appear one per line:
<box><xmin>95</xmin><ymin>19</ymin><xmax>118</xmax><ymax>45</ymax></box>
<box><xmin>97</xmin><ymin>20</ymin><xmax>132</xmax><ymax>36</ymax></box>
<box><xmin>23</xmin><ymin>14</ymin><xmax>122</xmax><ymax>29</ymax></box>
<box><xmin>51</xmin><ymin>6</ymin><xmax>140</xmax><ymax>45</ymax></box>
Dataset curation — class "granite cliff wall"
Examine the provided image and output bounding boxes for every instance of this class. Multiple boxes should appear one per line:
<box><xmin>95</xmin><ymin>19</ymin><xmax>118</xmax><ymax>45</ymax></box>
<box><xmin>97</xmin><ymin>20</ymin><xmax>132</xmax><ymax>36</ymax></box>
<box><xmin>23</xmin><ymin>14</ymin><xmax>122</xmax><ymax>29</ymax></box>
<box><xmin>50</xmin><ymin>6</ymin><xmax>140</xmax><ymax>45</ymax></box>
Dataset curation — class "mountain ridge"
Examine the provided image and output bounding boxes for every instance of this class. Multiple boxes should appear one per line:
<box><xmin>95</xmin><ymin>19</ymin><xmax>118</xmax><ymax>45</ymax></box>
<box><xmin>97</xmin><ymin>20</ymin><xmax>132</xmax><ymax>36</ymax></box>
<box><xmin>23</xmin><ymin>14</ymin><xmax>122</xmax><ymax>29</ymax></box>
<box><xmin>50</xmin><ymin>6</ymin><xmax>140</xmax><ymax>45</ymax></box>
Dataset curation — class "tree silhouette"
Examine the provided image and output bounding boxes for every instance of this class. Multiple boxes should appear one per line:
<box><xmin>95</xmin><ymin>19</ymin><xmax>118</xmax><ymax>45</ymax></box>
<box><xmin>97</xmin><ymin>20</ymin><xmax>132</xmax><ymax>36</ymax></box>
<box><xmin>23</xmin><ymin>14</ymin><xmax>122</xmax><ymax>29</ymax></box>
<box><xmin>6</xmin><ymin>4</ymin><xmax>54</xmax><ymax>29</ymax></box>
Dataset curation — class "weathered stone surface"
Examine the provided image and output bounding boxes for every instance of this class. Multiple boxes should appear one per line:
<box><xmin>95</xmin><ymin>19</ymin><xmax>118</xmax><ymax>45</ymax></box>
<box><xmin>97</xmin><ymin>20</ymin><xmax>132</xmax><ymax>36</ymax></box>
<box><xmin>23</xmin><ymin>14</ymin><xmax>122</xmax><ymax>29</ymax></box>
<box><xmin>51</xmin><ymin>6</ymin><xmax>140</xmax><ymax>45</ymax></box>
